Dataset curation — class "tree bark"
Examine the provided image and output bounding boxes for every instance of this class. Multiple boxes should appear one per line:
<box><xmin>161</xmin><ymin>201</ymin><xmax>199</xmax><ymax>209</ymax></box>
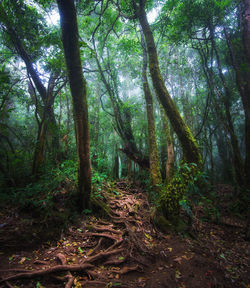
<box><xmin>135</xmin><ymin>1</ymin><xmax>202</xmax><ymax>165</ymax></box>
<box><xmin>57</xmin><ymin>0</ymin><xmax>92</xmax><ymax>210</ymax></box>
<box><xmin>140</xmin><ymin>28</ymin><xmax>162</xmax><ymax>186</ymax></box>
<box><xmin>162</xmin><ymin>109</ymin><xmax>175</xmax><ymax>183</ymax></box>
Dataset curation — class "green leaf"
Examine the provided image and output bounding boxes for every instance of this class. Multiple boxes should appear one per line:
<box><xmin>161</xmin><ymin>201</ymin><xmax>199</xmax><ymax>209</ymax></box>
<box><xmin>83</xmin><ymin>209</ymin><xmax>92</xmax><ymax>214</ymax></box>
<box><xmin>78</xmin><ymin>247</ymin><xmax>84</xmax><ymax>253</ymax></box>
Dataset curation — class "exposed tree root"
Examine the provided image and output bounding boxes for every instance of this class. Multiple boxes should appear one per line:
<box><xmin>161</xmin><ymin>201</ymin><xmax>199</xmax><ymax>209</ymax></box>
<box><xmin>110</xmin><ymin>264</ymin><xmax>140</xmax><ymax>274</ymax></box>
<box><xmin>88</xmin><ymin>224</ymin><xmax>122</xmax><ymax>235</ymax></box>
<box><xmin>0</xmin><ymin>180</ymin><xmax>157</xmax><ymax>287</ymax></box>
<box><xmin>0</xmin><ymin>264</ymin><xmax>94</xmax><ymax>283</ymax></box>
<box><xmin>84</xmin><ymin>232</ymin><xmax>120</xmax><ymax>241</ymax></box>
<box><xmin>105</xmin><ymin>240</ymin><xmax>124</xmax><ymax>253</ymax></box>
<box><xmin>104</xmin><ymin>257</ymin><xmax>127</xmax><ymax>265</ymax></box>
<box><xmin>5</xmin><ymin>281</ymin><xmax>15</xmax><ymax>288</ymax></box>
<box><xmin>0</xmin><ymin>269</ymin><xmax>31</xmax><ymax>273</ymax></box>
<box><xmin>82</xmin><ymin>280</ymin><xmax>107</xmax><ymax>287</ymax></box>
<box><xmin>56</xmin><ymin>253</ymin><xmax>74</xmax><ymax>288</ymax></box>
<box><xmin>65</xmin><ymin>274</ymin><xmax>74</xmax><ymax>288</ymax></box>
<box><xmin>87</xmin><ymin>237</ymin><xmax>104</xmax><ymax>256</ymax></box>
<box><xmin>82</xmin><ymin>248</ymin><xmax>124</xmax><ymax>264</ymax></box>
<box><xmin>34</xmin><ymin>260</ymin><xmax>48</xmax><ymax>265</ymax></box>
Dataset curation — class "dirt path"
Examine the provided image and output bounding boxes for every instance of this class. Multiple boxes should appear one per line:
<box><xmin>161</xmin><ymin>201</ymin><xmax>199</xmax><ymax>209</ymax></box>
<box><xmin>0</xmin><ymin>180</ymin><xmax>249</xmax><ymax>287</ymax></box>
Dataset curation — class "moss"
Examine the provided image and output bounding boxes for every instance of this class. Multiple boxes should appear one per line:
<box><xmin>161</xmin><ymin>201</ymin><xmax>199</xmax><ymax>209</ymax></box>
<box><xmin>90</xmin><ymin>196</ymin><xmax>111</xmax><ymax>218</ymax></box>
<box><xmin>158</xmin><ymin>163</ymin><xmax>199</xmax><ymax>220</ymax></box>
<box><xmin>155</xmin><ymin>215</ymin><xmax>172</xmax><ymax>233</ymax></box>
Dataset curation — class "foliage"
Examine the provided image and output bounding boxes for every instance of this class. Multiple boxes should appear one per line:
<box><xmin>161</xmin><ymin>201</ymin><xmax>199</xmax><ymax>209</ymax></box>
<box><xmin>159</xmin><ymin>163</ymin><xmax>200</xmax><ymax>219</ymax></box>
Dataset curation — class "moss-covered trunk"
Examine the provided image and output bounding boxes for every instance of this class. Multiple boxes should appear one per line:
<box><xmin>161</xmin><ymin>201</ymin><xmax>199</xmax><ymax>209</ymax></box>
<box><xmin>140</xmin><ymin>28</ymin><xmax>162</xmax><ymax>186</ymax></box>
<box><xmin>137</xmin><ymin>2</ymin><xmax>201</xmax><ymax>166</ymax></box>
<box><xmin>162</xmin><ymin>109</ymin><xmax>175</xmax><ymax>183</ymax></box>
<box><xmin>57</xmin><ymin>0</ymin><xmax>91</xmax><ymax>211</ymax></box>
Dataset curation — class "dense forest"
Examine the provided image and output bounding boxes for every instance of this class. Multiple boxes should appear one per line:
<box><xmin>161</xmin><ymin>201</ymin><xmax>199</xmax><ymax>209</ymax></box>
<box><xmin>0</xmin><ymin>0</ymin><xmax>249</xmax><ymax>287</ymax></box>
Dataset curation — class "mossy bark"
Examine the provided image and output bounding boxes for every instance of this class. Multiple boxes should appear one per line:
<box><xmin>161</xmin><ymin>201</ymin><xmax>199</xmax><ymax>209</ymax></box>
<box><xmin>136</xmin><ymin>2</ymin><xmax>202</xmax><ymax>166</ymax></box>
<box><xmin>161</xmin><ymin>108</ymin><xmax>175</xmax><ymax>183</ymax></box>
<box><xmin>140</xmin><ymin>28</ymin><xmax>162</xmax><ymax>187</ymax></box>
<box><xmin>57</xmin><ymin>0</ymin><xmax>91</xmax><ymax>211</ymax></box>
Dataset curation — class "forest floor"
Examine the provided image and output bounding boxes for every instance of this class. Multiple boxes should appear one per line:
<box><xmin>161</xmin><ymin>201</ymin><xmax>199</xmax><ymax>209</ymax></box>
<box><xmin>0</xmin><ymin>180</ymin><xmax>249</xmax><ymax>288</ymax></box>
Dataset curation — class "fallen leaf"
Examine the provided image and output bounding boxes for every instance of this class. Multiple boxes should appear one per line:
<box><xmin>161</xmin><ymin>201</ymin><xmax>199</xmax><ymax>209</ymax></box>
<box><xmin>78</xmin><ymin>247</ymin><xmax>84</xmax><ymax>253</ymax></box>
<box><xmin>19</xmin><ymin>257</ymin><xmax>26</xmax><ymax>264</ymax></box>
<box><xmin>168</xmin><ymin>247</ymin><xmax>173</xmax><ymax>252</ymax></box>
<box><xmin>182</xmin><ymin>255</ymin><xmax>193</xmax><ymax>261</ymax></box>
<box><xmin>86</xmin><ymin>249</ymin><xmax>93</xmax><ymax>256</ymax></box>
<box><xmin>73</xmin><ymin>278</ymin><xmax>82</xmax><ymax>288</ymax></box>
<box><xmin>174</xmin><ymin>257</ymin><xmax>182</xmax><ymax>264</ymax></box>
<box><xmin>175</xmin><ymin>270</ymin><xmax>182</xmax><ymax>279</ymax></box>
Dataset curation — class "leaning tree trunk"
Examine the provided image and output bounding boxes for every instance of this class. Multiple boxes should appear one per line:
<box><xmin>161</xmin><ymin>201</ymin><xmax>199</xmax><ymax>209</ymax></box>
<box><xmin>140</xmin><ymin>28</ymin><xmax>162</xmax><ymax>187</ymax></box>
<box><xmin>57</xmin><ymin>0</ymin><xmax>91</xmax><ymax>211</ymax></box>
<box><xmin>136</xmin><ymin>1</ymin><xmax>202</xmax><ymax>166</ymax></box>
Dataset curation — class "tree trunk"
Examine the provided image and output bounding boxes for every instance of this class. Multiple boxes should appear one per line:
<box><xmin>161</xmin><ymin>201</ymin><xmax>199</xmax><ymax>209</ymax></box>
<box><xmin>242</xmin><ymin>0</ymin><xmax>250</xmax><ymax>189</ymax></box>
<box><xmin>140</xmin><ymin>28</ymin><xmax>162</xmax><ymax>187</ymax></box>
<box><xmin>57</xmin><ymin>0</ymin><xmax>92</xmax><ymax>211</ymax></box>
<box><xmin>136</xmin><ymin>1</ymin><xmax>202</xmax><ymax>165</ymax></box>
<box><xmin>113</xmin><ymin>144</ymin><xmax>119</xmax><ymax>179</ymax></box>
<box><xmin>162</xmin><ymin>110</ymin><xmax>175</xmax><ymax>183</ymax></box>
<box><xmin>209</xmin><ymin>24</ymin><xmax>244</xmax><ymax>186</ymax></box>
<box><xmin>93</xmin><ymin>49</ymin><xmax>149</xmax><ymax>169</ymax></box>
<box><xmin>0</xmin><ymin>4</ymin><xmax>62</xmax><ymax>176</ymax></box>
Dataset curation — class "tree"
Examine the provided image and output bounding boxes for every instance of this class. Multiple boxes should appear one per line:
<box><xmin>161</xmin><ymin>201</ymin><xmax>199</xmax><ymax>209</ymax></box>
<box><xmin>57</xmin><ymin>0</ymin><xmax>92</xmax><ymax>211</ymax></box>
<box><xmin>132</xmin><ymin>0</ymin><xmax>202</xmax><ymax>166</ymax></box>
<box><xmin>0</xmin><ymin>0</ymin><xmax>65</xmax><ymax>176</ymax></box>
<box><xmin>140</xmin><ymin>27</ymin><xmax>162</xmax><ymax>187</ymax></box>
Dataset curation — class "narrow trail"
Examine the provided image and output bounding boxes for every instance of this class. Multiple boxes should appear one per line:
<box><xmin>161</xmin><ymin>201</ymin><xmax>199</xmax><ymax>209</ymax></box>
<box><xmin>0</xmin><ymin>180</ymin><xmax>248</xmax><ymax>287</ymax></box>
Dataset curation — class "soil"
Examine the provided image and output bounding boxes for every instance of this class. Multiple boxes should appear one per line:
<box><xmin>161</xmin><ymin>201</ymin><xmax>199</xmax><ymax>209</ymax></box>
<box><xmin>0</xmin><ymin>180</ymin><xmax>249</xmax><ymax>288</ymax></box>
